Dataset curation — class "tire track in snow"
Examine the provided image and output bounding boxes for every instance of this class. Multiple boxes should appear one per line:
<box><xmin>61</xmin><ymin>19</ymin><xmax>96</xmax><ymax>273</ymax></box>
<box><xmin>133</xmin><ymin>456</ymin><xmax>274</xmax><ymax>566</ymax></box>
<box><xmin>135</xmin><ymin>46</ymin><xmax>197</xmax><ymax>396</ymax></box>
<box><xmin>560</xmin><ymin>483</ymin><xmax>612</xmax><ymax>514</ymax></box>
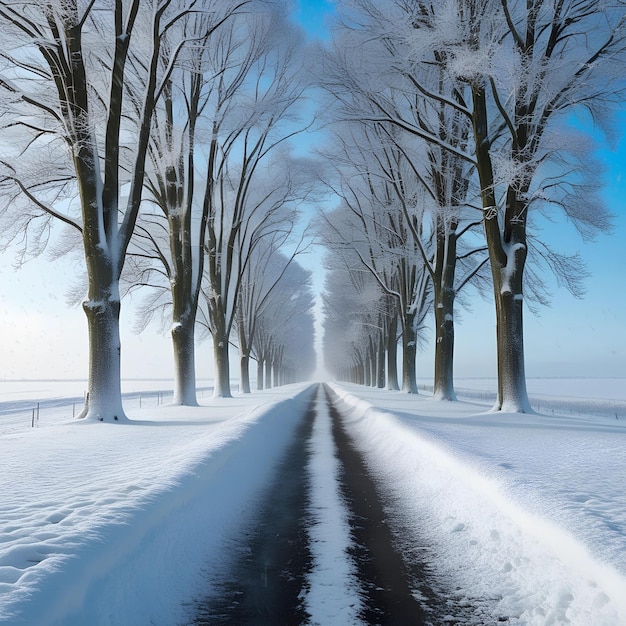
<box><xmin>193</xmin><ymin>392</ymin><xmax>316</xmax><ymax>624</ymax></box>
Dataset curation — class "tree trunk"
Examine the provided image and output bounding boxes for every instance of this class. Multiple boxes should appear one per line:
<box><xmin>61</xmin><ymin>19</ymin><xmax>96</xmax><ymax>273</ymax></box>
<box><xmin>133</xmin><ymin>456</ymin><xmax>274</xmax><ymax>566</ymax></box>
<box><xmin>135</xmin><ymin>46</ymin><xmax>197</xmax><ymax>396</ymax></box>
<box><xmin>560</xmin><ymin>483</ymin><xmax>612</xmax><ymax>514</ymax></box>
<box><xmin>265</xmin><ymin>359</ymin><xmax>272</xmax><ymax>389</ymax></box>
<box><xmin>356</xmin><ymin>360</ymin><xmax>365</xmax><ymax>385</ymax></box>
<box><xmin>386</xmin><ymin>314</ymin><xmax>400</xmax><ymax>391</ymax></box>
<box><xmin>240</xmin><ymin>354</ymin><xmax>251</xmax><ymax>394</ymax></box>
<box><xmin>433</xmin><ymin>296</ymin><xmax>456</xmax><ymax>401</ymax></box>
<box><xmin>364</xmin><ymin>347</ymin><xmax>372</xmax><ymax>386</ymax></box>
<box><xmin>401</xmin><ymin>312</ymin><xmax>418</xmax><ymax>394</ymax></box>
<box><xmin>212</xmin><ymin>330</ymin><xmax>232</xmax><ymax>398</ymax></box>
<box><xmin>471</xmin><ymin>85</ymin><xmax>530</xmax><ymax>412</ymax></box>
<box><xmin>433</xmin><ymin>218</ymin><xmax>457</xmax><ymax>401</ymax></box>
<box><xmin>495</xmin><ymin>288</ymin><xmax>530</xmax><ymax>411</ymax></box>
<box><xmin>171</xmin><ymin>315</ymin><xmax>198</xmax><ymax>406</ymax></box>
<box><xmin>237</xmin><ymin>316</ymin><xmax>251</xmax><ymax>394</ymax></box>
<box><xmin>272</xmin><ymin>360</ymin><xmax>280</xmax><ymax>387</ymax></box>
<box><xmin>376</xmin><ymin>329</ymin><xmax>385</xmax><ymax>388</ymax></box>
<box><xmin>257</xmin><ymin>358</ymin><xmax>264</xmax><ymax>390</ymax></box>
<box><xmin>80</xmin><ymin>293</ymin><xmax>126</xmax><ymax>422</ymax></box>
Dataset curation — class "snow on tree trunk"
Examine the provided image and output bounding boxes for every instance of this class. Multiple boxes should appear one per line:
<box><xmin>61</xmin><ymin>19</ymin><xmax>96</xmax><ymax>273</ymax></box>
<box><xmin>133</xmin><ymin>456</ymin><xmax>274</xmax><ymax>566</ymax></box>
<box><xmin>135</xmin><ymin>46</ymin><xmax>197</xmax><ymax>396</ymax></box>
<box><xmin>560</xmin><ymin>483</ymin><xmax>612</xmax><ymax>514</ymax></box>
<box><xmin>472</xmin><ymin>86</ymin><xmax>531</xmax><ymax>413</ymax></box>
<box><xmin>386</xmin><ymin>314</ymin><xmax>400</xmax><ymax>391</ymax></box>
<box><xmin>433</xmin><ymin>217</ymin><xmax>458</xmax><ymax>401</ymax></box>
<box><xmin>240</xmin><ymin>354</ymin><xmax>251</xmax><ymax>394</ymax></box>
<box><xmin>212</xmin><ymin>331</ymin><xmax>232</xmax><ymax>398</ymax></box>
<box><xmin>171</xmin><ymin>318</ymin><xmax>198</xmax><ymax>406</ymax></box>
<box><xmin>433</xmin><ymin>291</ymin><xmax>457</xmax><ymax>401</ymax></box>
<box><xmin>80</xmin><ymin>292</ymin><xmax>126</xmax><ymax>423</ymax></box>
<box><xmin>256</xmin><ymin>359</ymin><xmax>264</xmax><ymax>391</ymax></box>
<box><xmin>492</xmin><ymin>242</ymin><xmax>532</xmax><ymax>413</ymax></box>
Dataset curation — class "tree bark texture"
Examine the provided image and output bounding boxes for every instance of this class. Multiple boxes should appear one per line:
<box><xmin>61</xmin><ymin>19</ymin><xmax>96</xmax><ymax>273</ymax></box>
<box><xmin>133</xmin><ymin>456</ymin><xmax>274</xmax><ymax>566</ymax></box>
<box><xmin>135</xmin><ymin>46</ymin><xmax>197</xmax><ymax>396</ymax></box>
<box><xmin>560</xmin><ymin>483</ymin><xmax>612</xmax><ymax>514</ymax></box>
<box><xmin>471</xmin><ymin>86</ymin><xmax>531</xmax><ymax>412</ymax></box>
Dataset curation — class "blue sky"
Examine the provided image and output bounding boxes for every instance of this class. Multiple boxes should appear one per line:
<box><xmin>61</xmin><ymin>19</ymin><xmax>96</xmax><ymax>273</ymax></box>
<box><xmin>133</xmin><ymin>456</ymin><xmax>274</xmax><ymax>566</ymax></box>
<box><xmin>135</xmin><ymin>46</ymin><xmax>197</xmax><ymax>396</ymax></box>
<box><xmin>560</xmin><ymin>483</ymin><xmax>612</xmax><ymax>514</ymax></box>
<box><xmin>0</xmin><ymin>0</ymin><xmax>624</xmax><ymax>381</ymax></box>
<box><xmin>291</xmin><ymin>0</ymin><xmax>336</xmax><ymax>39</ymax></box>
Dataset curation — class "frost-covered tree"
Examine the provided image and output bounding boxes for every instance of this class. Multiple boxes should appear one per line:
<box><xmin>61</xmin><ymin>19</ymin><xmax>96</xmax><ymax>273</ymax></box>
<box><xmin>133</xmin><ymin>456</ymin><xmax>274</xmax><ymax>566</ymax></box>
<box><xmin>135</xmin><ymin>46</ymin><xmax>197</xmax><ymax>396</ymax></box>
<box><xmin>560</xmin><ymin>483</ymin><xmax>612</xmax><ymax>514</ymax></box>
<box><xmin>329</xmin><ymin>0</ymin><xmax>624</xmax><ymax>411</ymax></box>
<box><xmin>251</xmin><ymin>259</ymin><xmax>316</xmax><ymax>388</ymax></box>
<box><xmin>236</xmin><ymin>234</ymin><xmax>311</xmax><ymax>393</ymax></box>
<box><xmin>319</xmin><ymin>168</ymin><xmax>431</xmax><ymax>393</ymax></box>
<box><xmin>321</xmin><ymin>261</ymin><xmax>390</xmax><ymax>386</ymax></box>
<box><xmin>0</xmin><ymin>0</ymin><xmax>199</xmax><ymax>422</ymax></box>
<box><xmin>407</xmin><ymin>0</ymin><xmax>623</xmax><ymax>411</ymax></box>
<box><xmin>319</xmin><ymin>13</ymin><xmax>489</xmax><ymax>400</ymax></box>
<box><xmin>127</xmin><ymin>4</ymin><xmax>245</xmax><ymax>406</ymax></box>
<box><xmin>319</xmin><ymin>116</ymin><xmax>448</xmax><ymax>392</ymax></box>
<box><xmin>195</xmin><ymin>7</ymin><xmax>313</xmax><ymax>398</ymax></box>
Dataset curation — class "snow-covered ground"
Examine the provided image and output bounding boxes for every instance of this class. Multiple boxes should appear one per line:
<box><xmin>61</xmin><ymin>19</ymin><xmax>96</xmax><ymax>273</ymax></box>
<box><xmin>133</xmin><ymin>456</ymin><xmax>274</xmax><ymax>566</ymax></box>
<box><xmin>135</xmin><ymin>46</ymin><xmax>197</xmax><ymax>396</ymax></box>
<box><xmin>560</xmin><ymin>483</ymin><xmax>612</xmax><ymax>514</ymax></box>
<box><xmin>1</xmin><ymin>378</ymin><xmax>625</xmax><ymax>624</ymax></box>
<box><xmin>0</xmin><ymin>384</ymin><xmax>316</xmax><ymax>625</ymax></box>
<box><xmin>330</xmin><ymin>382</ymin><xmax>626</xmax><ymax>624</ymax></box>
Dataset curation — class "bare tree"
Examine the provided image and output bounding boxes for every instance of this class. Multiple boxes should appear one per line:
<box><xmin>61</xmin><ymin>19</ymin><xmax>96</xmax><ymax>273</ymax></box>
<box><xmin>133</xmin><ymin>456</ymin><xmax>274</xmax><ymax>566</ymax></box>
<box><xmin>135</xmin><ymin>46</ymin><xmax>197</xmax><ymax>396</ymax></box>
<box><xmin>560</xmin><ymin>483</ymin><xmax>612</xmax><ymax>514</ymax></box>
<box><xmin>319</xmin><ymin>13</ymin><xmax>490</xmax><ymax>400</ymax></box>
<box><xmin>126</xmin><ymin>4</ymin><xmax>246</xmax><ymax>406</ymax></box>
<box><xmin>421</xmin><ymin>0</ymin><xmax>623</xmax><ymax>410</ymax></box>
<box><xmin>318</xmin><ymin>164</ymin><xmax>432</xmax><ymax>393</ymax></box>
<box><xmin>236</xmin><ymin>232</ymin><xmax>311</xmax><ymax>393</ymax></box>
<box><xmin>197</xmin><ymin>7</ymin><xmax>313</xmax><ymax>397</ymax></box>
<box><xmin>252</xmin><ymin>259</ymin><xmax>316</xmax><ymax>387</ymax></box>
<box><xmin>0</xmin><ymin>0</ymin><xmax>199</xmax><ymax>421</ymax></box>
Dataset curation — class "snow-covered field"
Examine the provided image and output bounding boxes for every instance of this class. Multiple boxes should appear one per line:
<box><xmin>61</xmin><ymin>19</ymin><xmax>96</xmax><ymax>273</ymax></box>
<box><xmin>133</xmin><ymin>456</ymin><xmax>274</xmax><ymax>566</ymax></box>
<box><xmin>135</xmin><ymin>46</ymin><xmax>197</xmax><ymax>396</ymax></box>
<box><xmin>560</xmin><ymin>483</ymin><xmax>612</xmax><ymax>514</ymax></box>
<box><xmin>1</xmin><ymin>378</ymin><xmax>625</xmax><ymax>624</ymax></box>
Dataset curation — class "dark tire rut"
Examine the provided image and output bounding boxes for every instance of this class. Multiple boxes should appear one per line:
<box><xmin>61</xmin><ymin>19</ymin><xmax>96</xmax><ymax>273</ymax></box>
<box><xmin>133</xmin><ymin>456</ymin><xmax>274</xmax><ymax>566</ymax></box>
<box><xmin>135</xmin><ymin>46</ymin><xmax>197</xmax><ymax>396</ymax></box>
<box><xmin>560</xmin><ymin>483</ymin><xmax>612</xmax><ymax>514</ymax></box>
<box><xmin>192</xmin><ymin>393</ymin><xmax>316</xmax><ymax>625</ymax></box>
<box><xmin>323</xmin><ymin>384</ymin><xmax>441</xmax><ymax>625</ymax></box>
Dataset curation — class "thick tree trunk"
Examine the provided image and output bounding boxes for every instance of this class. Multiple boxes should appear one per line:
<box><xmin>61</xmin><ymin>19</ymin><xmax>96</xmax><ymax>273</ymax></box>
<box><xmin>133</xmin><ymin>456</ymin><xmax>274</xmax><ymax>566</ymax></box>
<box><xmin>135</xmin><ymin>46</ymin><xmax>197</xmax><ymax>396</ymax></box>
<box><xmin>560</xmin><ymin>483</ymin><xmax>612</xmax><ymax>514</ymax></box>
<box><xmin>212</xmin><ymin>331</ymin><xmax>232</xmax><ymax>398</ymax></box>
<box><xmin>433</xmin><ymin>286</ymin><xmax>457</xmax><ymax>401</ymax></box>
<box><xmin>492</xmin><ymin>246</ymin><xmax>531</xmax><ymax>412</ymax></box>
<box><xmin>240</xmin><ymin>355</ymin><xmax>251</xmax><ymax>394</ymax></box>
<box><xmin>471</xmin><ymin>85</ymin><xmax>531</xmax><ymax>413</ymax></box>
<box><xmin>401</xmin><ymin>313</ymin><xmax>418</xmax><ymax>394</ymax></box>
<box><xmin>171</xmin><ymin>316</ymin><xmax>198</xmax><ymax>406</ymax></box>
<box><xmin>80</xmin><ymin>294</ymin><xmax>126</xmax><ymax>422</ymax></box>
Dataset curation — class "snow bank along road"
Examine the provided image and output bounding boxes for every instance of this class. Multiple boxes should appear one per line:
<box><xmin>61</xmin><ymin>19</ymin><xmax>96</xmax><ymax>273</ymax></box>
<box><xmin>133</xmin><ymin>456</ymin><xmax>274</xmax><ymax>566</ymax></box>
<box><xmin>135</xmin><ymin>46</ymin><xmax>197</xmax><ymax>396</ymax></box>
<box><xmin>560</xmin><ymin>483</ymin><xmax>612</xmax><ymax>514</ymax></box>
<box><xmin>1</xmin><ymin>381</ymin><xmax>625</xmax><ymax>624</ymax></box>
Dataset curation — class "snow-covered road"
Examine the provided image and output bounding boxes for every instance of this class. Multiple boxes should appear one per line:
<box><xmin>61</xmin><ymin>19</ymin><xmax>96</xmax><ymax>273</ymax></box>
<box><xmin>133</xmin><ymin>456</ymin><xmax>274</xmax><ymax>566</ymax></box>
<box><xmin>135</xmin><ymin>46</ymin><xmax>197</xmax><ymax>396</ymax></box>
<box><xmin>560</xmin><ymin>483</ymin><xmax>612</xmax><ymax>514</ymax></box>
<box><xmin>194</xmin><ymin>384</ymin><xmax>444</xmax><ymax>624</ymax></box>
<box><xmin>1</xmin><ymin>380</ymin><xmax>625</xmax><ymax>624</ymax></box>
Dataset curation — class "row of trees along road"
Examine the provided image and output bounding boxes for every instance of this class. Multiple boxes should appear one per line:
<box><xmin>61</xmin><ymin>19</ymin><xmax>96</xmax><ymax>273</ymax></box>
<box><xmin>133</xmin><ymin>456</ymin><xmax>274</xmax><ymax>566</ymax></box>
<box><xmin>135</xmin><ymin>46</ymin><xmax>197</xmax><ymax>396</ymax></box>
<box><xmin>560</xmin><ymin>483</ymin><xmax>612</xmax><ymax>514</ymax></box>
<box><xmin>0</xmin><ymin>1</ymin><xmax>316</xmax><ymax>421</ymax></box>
<box><xmin>318</xmin><ymin>0</ymin><xmax>625</xmax><ymax>412</ymax></box>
